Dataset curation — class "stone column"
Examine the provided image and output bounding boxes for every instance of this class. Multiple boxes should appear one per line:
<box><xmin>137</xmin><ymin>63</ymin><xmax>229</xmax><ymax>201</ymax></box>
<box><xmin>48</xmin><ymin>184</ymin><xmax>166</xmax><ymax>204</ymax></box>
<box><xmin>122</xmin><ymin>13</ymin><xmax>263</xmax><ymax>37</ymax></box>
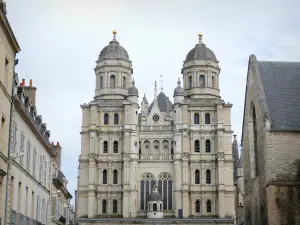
<box><xmin>129</xmin><ymin>160</ymin><xmax>138</xmax><ymax>217</ymax></box>
<box><xmin>174</xmin><ymin>158</ymin><xmax>182</xmax><ymax>217</ymax></box>
<box><xmin>88</xmin><ymin>157</ymin><xmax>96</xmax><ymax>218</ymax></box>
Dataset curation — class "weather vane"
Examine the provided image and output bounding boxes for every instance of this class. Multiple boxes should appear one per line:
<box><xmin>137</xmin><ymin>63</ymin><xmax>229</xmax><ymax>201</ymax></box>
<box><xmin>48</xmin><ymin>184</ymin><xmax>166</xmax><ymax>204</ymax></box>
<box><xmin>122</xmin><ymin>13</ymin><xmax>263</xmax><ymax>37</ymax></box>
<box><xmin>160</xmin><ymin>75</ymin><xmax>163</xmax><ymax>91</ymax></box>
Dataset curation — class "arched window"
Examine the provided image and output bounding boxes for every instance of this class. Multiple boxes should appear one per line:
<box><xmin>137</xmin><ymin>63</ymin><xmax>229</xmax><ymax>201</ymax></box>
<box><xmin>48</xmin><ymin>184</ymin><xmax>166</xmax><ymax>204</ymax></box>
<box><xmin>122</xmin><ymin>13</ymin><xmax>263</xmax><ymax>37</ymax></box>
<box><xmin>189</xmin><ymin>76</ymin><xmax>192</xmax><ymax>89</ymax></box>
<box><xmin>102</xmin><ymin>200</ymin><xmax>107</xmax><ymax>213</ymax></box>
<box><xmin>194</xmin><ymin>140</ymin><xmax>200</xmax><ymax>153</ymax></box>
<box><xmin>113</xmin><ymin>141</ymin><xmax>118</xmax><ymax>153</ymax></box>
<box><xmin>140</xmin><ymin>173</ymin><xmax>155</xmax><ymax>210</ymax></box>
<box><xmin>113</xmin><ymin>200</ymin><xmax>117</xmax><ymax>213</ymax></box>
<box><xmin>205</xmin><ymin>113</ymin><xmax>210</xmax><ymax>124</ymax></box>
<box><xmin>110</xmin><ymin>75</ymin><xmax>115</xmax><ymax>87</ymax></box>
<box><xmin>200</xmin><ymin>75</ymin><xmax>205</xmax><ymax>87</ymax></box>
<box><xmin>114</xmin><ymin>114</ymin><xmax>119</xmax><ymax>125</ymax></box>
<box><xmin>103</xmin><ymin>141</ymin><xmax>108</xmax><ymax>153</ymax></box>
<box><xmin>206</xmin><ymin>170</ymin><xmax>211</xmax><ymax>184</ymax></box>
<box><xmin>171</xmin><ymin>141</ymin><xmax>174</xmax><ymax>156</ymax></box>
<box><xmin>103</xmin><ymin>170</ymin><xmax>107</xmax><ymax>184</ymax></box>
<box><xmin>251</xmin><ymin>103</ymin><xmax>259</xmax><ymax>176</ymax></box>
<box><xmin>212</xmin><ymin>76</ymin><xmax>215</xmax><ymax>88</ymax></box>
<box><xmin>158</xmin><ymin>173</ymin><xmax>172</xmax><ymax>210</ymax></box>
<box><xmin>153</xmin><ymin>203</ymin><xmax>157</xmax><ymax>211</ymax></box>
<box><xmin>100</xmin><ymin>76</ymin><xmax>103</xmax><ymax>88</ymax></box>
<box><xmin>123</xmin><ymin>76</ymin><xmax>126</xmax><ymax>89</ymax></box>
<box><xmin>195</xmin><ymin>200</ymin><xmax>200</xmax><ymax>213</ymax></box>
<box><xmin>205</xmin><ymin>140</ymin><xmax>211</xmax><ymax>153</ymax></box>
<box><xmin>104</xmin><ymin>113</ymin><xmax>109</xmax><ymax>125</ymax></box>
<box><xmin>195</xmin><ymin>170</ymin><xmax>200</xmax><ymax>184</ymax></box>
<box><xmin>194</xmin><ymin>113</ymin><xmax>199</xmax><ymax>124</ymax></box>
<box><xmin>207</xmin><ymin>200</ymin><xmax>212</xmax><ymax>213</ymax></box>
<box><xmin>113</xmin><ymin>169</ymin><xmax>118</xmax><ymax>184</ymax></box>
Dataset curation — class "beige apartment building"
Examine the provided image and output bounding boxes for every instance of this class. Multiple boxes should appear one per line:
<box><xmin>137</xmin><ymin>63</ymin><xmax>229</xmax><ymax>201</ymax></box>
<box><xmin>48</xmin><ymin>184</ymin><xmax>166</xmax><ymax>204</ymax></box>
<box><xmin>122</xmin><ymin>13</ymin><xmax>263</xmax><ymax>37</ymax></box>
<box><xmin>0</xmin><ymin>1</ymin><xmax>20</xmax><ymax>224</ymax></box>
<box><xmin>76</xmin><ymin>31</ymin><xmax>236</xmax><ymax>224</ymax></box>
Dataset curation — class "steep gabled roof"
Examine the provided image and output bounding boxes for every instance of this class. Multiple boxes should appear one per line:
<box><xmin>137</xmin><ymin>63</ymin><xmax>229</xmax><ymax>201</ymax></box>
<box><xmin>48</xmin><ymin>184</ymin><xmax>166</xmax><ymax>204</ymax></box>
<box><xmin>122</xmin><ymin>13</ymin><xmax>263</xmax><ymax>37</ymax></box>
<box><xmin>258</xmin><ymin>61</ymin><xmax>300</xmax><ymax>131</ymax></box>
<box><xmin>148</xmin><ymin>92</ymin><xmax>173</xmax><ymax>112</ymax></box>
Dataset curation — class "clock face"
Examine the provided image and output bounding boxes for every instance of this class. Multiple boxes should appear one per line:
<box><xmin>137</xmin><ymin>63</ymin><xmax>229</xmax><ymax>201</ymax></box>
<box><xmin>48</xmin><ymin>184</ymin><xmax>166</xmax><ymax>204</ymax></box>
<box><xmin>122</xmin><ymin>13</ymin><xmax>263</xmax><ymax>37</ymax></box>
<box><xmin>153</xmin><ymin>114</ymin><xmax>160</xmax><ymax>122</ymax></box>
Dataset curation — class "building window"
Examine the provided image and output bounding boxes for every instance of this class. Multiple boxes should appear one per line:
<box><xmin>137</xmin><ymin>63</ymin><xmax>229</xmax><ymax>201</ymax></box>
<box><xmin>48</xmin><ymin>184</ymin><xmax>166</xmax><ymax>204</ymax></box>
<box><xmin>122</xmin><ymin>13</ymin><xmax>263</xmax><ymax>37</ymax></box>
<box><xmin>114</xmin><ymin>114</ymin><xmax>119</xmax><ymax>125</ymax></box>
<box><xmin>212</xmin><ymin>76</ymin><xmax>215</xmax><ymax>88</ymax></box>
<box><xmin>194</xmin><ymin>113</ymin><xmax>199</xmax><ymax>124</ymax></box>
<box><xmin>44</xmin><ymin>160</ymin><xmax>47</xmax><ymax>186</ymax></box>
<box><xmin>104</xmin><ymin>113</ymin><xmax>109</xmax><ymax>125</ymax></box>
<box><xmin>102</xmin><ymin>200</ymin><xmax>107</xmax><ymax>213</ymax></box>
<box><xmin>206</xmin><ymin>170</ymin><xmax>211</xmax><ymax>184</ymax></box>
<box><xmin>205</xmin><ymin>113</ymin><xmax>210</xmax><ymax>124</ymax></box>
<box><xmin>32</xmin><ymin>148</ymin><xmax>37</xmax><ymax>178</ymax></box>
<box><xmin>38</xmin><ymin>154</ymin><xmax>43</xmax><ymax>183</ymax></box>
<box><xmin>207</xmin><ymin>200</ymin><xmax>212</xmax><ymax>213</ymax></box>
<box><xmin>123</xmin><ymin>76</ymin><xmax>126</xmax><ymax>89</ymax></box>
<box><xmin>194</xmin><ymin>140</ymin><xmax>200</xmax><ymax>153</ymax></box>
<box><xmin>140</xmin><ymin>173</ymin><xmax>155</xmax><ymax>210</ymax></box>
<box><xmin>189</xmin><ymin>76</ymin><xmax>192</xmax><ymax>89</ymax></box>
<box><xmin>158</xmin><ymin>173</ymin><xmax>172</xmax><ymax>210</ymax></box>
<box><xmin>113</xmin><ymin>170</ymin><xmax>118</xmax><ymax>184</ymax></box>
<box><xmin>195</xmin><ymin>170</ymin><xmax>200</xmax><ymax>184</ymax></box>
<box><xmin>26</xmin><ymin>141</ymin><xmax>31</xmax><ymax>172</ymax></box>
<box><xmin>110</xmin><ymin>75</ymin><xmax>116</xmax><ymax>87</ymax></box>
<box><xmin>4</xmin><ymin>58</ymin><xmax>9</xmax><ymax>88</ymax></box>
<box><xmin>100</xmin><ymin>76</ymin><xmax>103</xmax><ymax>88</ymax></box>
<box><xmin>20</xmin><ymin>133</ymin><xmax>25</xmax><ymax>166</ymax></box>
<box><xmin>11</xmin><ymin>124</ymin><xmax>17</xmax><ymax>154</ymax></box>
<box><xmin>205</xmin><ymin>140</ymin><xmax>211</xmax><ymax>153</ymax></box>
<box><xmin>195</xmin><ymin>200</ymin><xmax>200</xmax><ymax>213</ymax></box>
<box><xmin>103</xmin><ymin>141</ymin><xmax>108</xmax><ymax>153</ymax></box>
<box><xmin>113</xmin><ymin>200</ymin><xmax>118</xmax><ymax>213</ymax></box>
<box><xmin>113</xmin><ymin>141</ymin><xmax>118</xmax><ymax>153</ymax></box>
<box><xmin>199</xmin><ymin>75</ymin><xmax>205</xmax><ymax>87</ymax></box>
<box><xmin>252</xmin><ymin>103</ymin><xmax>259</xmax><ymax>176</ymax></box>
<box><xmin>103</xmin><ymin>170</ymin><xmax>107</xmax><ymax>184</ymax></box>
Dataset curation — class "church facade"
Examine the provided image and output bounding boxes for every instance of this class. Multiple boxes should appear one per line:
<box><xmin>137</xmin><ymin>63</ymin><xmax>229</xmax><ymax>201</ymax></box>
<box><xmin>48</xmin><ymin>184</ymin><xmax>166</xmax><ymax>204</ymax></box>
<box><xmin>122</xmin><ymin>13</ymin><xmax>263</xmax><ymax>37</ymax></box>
<box><xmin>76</xmin><ymin>31</ymin><xmax>235</xmax><ymax>223</ymax></box>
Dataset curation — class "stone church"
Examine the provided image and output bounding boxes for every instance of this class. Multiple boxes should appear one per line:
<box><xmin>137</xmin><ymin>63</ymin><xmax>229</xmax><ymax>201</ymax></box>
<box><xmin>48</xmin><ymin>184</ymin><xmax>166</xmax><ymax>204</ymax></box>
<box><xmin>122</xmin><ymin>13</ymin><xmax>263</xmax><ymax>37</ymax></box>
<box><xmin>76</xmin><ymin>31</ymin><xmax>235</xmax><ymax>223</ymax></box>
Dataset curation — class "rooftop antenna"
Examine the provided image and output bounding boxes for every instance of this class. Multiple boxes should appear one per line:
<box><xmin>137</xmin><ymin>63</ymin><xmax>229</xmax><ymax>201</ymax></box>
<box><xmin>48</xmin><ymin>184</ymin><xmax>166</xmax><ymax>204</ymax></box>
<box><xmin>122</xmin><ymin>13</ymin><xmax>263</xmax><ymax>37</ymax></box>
<box><xmin>160</xmin><ymin>75</ymin><xmax>163</xmax><ymax>92</ymax></box>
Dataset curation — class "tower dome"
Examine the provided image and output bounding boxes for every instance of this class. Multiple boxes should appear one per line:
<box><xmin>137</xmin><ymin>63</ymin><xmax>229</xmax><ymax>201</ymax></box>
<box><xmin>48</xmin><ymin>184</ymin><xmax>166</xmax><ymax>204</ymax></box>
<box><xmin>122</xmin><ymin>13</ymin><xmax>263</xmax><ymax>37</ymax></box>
<box><xmin>128</xmin><ymin>79</ymin><xmax>139</xmax><ymax>96</ymax></box>
<box><xmin>98</xmin><ymin>30</ymin><xmax>130</xmax><ymax>62</ymax></box>
<box><xmin>174</xmin><ymin>78</ymin><xmax>184</xmax><ymax>96</ymax></box>
<box><xmin>185</xmin><ymin>33</ymin><xmax>218</xmax><ymax>63</ymax></box>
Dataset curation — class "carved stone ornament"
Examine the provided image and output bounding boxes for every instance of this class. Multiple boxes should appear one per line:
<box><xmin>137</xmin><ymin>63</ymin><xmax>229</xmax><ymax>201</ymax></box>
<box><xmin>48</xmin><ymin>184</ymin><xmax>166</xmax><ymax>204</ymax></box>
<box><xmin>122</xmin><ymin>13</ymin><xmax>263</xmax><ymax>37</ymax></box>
<box><xmin>123</xmin><ymin>153</ymin><xmax>130</xmax><ymax>160</ymax></box>
<box><xmin>217</xmin><ymin>152</ymin><xmax>225</xmax><ymax>160</ymax></box>
<box><xmin>181</xmin><ymin>152</ymin><xmax>189</xmax><ymax>160</ymax></box>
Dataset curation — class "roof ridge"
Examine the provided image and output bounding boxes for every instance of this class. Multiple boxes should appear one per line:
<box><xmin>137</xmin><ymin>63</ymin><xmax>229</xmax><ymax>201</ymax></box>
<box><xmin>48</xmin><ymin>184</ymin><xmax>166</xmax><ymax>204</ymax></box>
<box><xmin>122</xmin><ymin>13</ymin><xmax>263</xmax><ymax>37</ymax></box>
<box><xmin>258</xmin><ymin>60</ymin><xmax>300</xmax><ymax>64</ymax></box>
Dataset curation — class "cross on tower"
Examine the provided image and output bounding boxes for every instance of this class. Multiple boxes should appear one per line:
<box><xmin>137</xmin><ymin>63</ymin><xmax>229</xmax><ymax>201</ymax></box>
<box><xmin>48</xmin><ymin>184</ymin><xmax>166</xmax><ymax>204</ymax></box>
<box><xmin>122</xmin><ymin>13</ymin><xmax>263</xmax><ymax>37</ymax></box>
<box><xmin>160</xmin><ymin>75</ymin><xmax>163</xmax><ymax>92</ymax></box>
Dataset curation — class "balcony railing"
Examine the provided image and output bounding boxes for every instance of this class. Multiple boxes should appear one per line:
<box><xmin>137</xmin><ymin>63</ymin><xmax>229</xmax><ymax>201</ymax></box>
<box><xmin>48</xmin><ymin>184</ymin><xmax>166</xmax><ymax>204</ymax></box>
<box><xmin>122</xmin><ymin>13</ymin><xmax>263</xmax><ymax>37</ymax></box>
<box><xmin>139</xmin><ymin>154</ymin><xmax>173</xmax><ymax>161</ymax></box>
<box><xmin>53</xmin><ymin>170</ymin><xmax>65</xmax><ymax>188</ymax></box>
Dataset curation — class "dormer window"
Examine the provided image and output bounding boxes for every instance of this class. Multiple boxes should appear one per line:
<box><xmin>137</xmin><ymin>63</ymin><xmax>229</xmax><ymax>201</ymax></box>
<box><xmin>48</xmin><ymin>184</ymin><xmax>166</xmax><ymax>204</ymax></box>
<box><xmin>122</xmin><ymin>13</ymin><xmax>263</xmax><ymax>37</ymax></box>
<box><xmin>41</xmin><ymin>123</ymin><xmax>46</xmax><ymax>133</ymax></box>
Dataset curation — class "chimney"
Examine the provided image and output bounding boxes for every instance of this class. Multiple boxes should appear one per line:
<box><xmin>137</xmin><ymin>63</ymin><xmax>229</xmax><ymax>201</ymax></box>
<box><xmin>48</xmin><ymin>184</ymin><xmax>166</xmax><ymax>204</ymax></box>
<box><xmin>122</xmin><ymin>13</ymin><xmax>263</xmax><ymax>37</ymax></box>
<box><xmin>0</xmin><ymin>1</ymin><xmax>7</xmax><ymax>15</ymax></box>
<box><xmin>53</xmin><ymin>142</ymin><xmax>62</xmax><ymax>170</ymax></box>
<box><xmin>24</xmin><ymin>79</ymin><xmax>37</xmax><ymax>106</ymax></box>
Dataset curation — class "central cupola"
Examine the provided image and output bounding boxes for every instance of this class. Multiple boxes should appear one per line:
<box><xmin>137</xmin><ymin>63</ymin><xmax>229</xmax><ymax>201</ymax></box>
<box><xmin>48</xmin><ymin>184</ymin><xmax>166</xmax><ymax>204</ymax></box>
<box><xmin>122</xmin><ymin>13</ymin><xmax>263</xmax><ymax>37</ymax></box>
<box><xmin>182</xmin><ymin>33</ymin><xmax>221</xmax><ymax>99</ymax></box>
<box><xmin>94</xmin><ymin>30</ymin><xmax>133</xmax><ymax>100</ymax></box>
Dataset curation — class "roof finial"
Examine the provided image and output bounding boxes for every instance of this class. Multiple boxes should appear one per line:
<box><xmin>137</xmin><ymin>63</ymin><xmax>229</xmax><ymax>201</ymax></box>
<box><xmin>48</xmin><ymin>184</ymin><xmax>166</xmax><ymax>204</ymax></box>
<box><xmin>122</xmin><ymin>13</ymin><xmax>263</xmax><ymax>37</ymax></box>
<box><xmin>154</xmin><ymin>81</ymin><xmax>157</xmax><ymax>100</ymax></box>
<box><xmin>160</xmin><ymin>75</ymin><xmax>163</xmax><ymax>92</ymax></box>
<box><xmin>132</xmin><ymin>78</ymin><xmax>135</xmax><ymax>86</ymax></box>
<box><xmin>177</xmin><ymin>77</ymin><xmax>181</xmax><ymax>87</ymax></box>
<box><xmin>113</xmin><ymin>30</ymin><xmax>117</xmax><ymax>39</ymax></box>
<box><xmin>198</xmin><ymin>32</ymin><xmax>203</xmax><ymax>44</ymax></box>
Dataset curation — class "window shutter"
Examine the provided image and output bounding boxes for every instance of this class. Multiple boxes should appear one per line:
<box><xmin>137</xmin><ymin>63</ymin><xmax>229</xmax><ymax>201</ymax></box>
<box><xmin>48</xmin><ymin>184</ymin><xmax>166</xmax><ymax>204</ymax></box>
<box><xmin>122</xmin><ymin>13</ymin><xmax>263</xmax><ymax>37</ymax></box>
<box><xmin>48</xmin><ymin>161</ymin><xmax>51</xmax><ymax>189</ymax></box>
<box><xmin>52</xmin><ymin>197</ymin><xmax>57</xmax><ymax>217</ymax></box>
<box><xmin>38</xmin><ymin>155</ymin><xmax>43</xmax><ymax>182</ymax></box>
<box><xmin>44</xmin><ymin>160</ymin><xmax>47</xmax><ymax>186</ymax></box>
<box><xmin>37</xmin><ymin>196</ymin><xmax>40</xmax><ymax>222</ymax></box>
<box><xmin>32</xmin><ymin>148</ymin><xmax>36</xmax><ymax>178</ymax></box>
<box><xmin>26</xmin><ymin>142</ymin><xmax>31</xmax><ymax>172</ymax></box>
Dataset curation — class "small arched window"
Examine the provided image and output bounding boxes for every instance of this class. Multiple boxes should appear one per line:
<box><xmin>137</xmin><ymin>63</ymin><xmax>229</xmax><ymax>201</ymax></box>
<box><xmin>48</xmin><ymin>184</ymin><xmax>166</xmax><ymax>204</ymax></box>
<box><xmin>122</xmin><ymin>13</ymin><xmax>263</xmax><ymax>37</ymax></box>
<box><xmin>113</xmin><ymin>169</ymin><xmax>118</xmax><ymax>184</ymax></box>
<box><xmin>103</xmin><ymin>141</ymin><xmax>108</xmax><ymax>153</ymax></box>
<box><xmin>153</xmin><ymin>203</ymin><xmax>157</xmax><ymax>211</ymax></box>
<box><xmin>113</xmin><ymin>200</ymin><xmax>118</xmax><ymax>213</ymax></box>
<box><xmin>195</xmin><ymin>200</ymin><xmax>200</xmax><ymax>213</ymax></box>
<box><xmin>206</xmin><ymin>170</ymin><xmax>211</xmax><ymax>184</ymax></box>
<box><xmin>110</xmin><ymin>75</ymin><xmax>115</xmax><ymax>87</ymax></box>
<box><xmin>205</xmin><ymin>113</ymin><xmax>210</xmax><ymax>124</ymax></box>
<box><xmin>205</xmin><ymin>140</ymin><xmax>211</xmax><ymax>153</ymax></box>
<box><xmin>102</xmin><ymin>200</ymin><xmax>107</xmax><ymax>213</ymax></box>
<box><xmin>207</xmin><ymin>200</ymin><xmax>212</xmax><ymax>213</ymax></box>
<box><xmin>194</xmin><ymin>113</ymin><xmax>199</xmax><ymax>124</ymax></box>
<box><xmin>195</xmin><ymin>170</ymin><xmax>200</xmax><ymax>184</ymax></box>
<box><xmin>100</xmin><ymin>76</ymin><xmax>103</xmax><ymax>88</ymax></box>
<box><xmin>200</xmin><ymin>75</ymin><xmax>205</xmax><ymax>87</ymax></box>
<box><xmin>113</xmin><ymin>141</ymin><xmax>118</xmax><ymax>153</ymax></box>
<box><xmin>212</xmin><ymin>76</ymin><xmax>215</xmax><ymax>88</ymax></box>
<box><xmin>103</xmin><ymin>170</ymin><xmax>107</xmax><ymax>184</ymax></box>
<box><xmin>171</xmin><ymin>141</ymin><xmax>174</xmax><ymax>155</ymax></box>
<box><xmin>114</xmin><ymin>114</ymin><xmax>119</xmax><ymax>125</ymax></box>
<box><xmin>194</xmin><ymin>140</ymin><xmax>200</xmax><ymax>153</ymax></box>
<box><xmin>189</xmin><ymin>76</ymin><xmax>192</xmax><ymax>89</ymax></box>
<box><xmin>104</xmin><ymin>113</ymin><xmax>109</xmax><ymax>125</ymax></box>
<box><xmin>123</xmin><ymin>76</ymin><xmax>126</xmax><ymax>89</ymax></box>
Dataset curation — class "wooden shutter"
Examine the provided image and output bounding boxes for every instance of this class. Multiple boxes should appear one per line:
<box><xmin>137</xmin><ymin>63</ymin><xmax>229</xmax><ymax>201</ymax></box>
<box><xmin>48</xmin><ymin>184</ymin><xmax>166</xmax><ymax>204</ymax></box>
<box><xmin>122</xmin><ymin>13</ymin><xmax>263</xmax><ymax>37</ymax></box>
<box><xmin>44</xmin><ymin>160</ymin><xmax>47</xmax><ymax>186</ymax></box>
<box><xmin>52</xmin><ymin>197</ymin><xmax>57</xmax><ymax>217</ymax></box>
<box><xmin>48</xmin><ymin>161</ymin><xmax>51</xmax><ymax>189</ymax></box>
<box><xmin>37</xmin><ymin>196</ymin><xmax>40</xmax><ymax>221</ymax></box>
<box><xmin>38</xmin><ymin>155</ymin><xmax>43</xmax><ymax>182</ymax></box>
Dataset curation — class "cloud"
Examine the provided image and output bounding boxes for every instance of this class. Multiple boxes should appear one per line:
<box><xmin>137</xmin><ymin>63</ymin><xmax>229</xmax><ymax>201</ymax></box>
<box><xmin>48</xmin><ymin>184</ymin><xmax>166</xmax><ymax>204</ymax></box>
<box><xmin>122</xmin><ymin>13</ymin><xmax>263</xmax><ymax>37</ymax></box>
<box><xmin>5</xmin><ymin>0</ymin><xmax>300</xmax><ymax>205</ymax></box>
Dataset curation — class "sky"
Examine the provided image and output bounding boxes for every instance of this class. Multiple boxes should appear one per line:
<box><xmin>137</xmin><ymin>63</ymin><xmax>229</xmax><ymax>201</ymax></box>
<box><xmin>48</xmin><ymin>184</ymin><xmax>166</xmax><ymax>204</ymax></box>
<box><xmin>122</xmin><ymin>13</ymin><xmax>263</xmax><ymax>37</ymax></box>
<box><xmin>5</xmin><ymin>0</ymin><xmax>300</xmax><ymax>205</ymax></box>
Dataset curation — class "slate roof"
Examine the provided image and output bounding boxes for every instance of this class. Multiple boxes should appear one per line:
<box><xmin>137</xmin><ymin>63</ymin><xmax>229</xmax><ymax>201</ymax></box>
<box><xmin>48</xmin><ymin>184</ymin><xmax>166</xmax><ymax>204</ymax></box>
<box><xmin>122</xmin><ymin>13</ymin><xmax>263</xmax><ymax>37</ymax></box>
<box><xmin>258</xmin><ymin>61</ymin><xmax>300</xmax><ymax>131</ymax></box>
<box><xmin>148</xmin><ymin>92</ymin><xmax>173</xmax><ymax>112</ymax></box>
<box><xmin>185</xmin><ymin>43</ymin><xmax>218</xmax><ymax>63</ymax></box>
<box><xmin>98</xmin><ymin>38</ymin><xmax>130</xmax><ymax>62</ymax></box>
